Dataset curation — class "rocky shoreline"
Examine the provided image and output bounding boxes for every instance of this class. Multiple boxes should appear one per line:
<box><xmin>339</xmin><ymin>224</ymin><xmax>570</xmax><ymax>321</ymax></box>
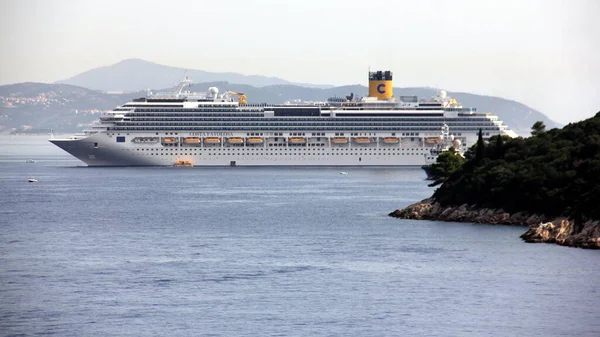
<box><xmin>389</xmin><ymin>198</ymin><xmax>600</xmax><ymax>249</ymax></box>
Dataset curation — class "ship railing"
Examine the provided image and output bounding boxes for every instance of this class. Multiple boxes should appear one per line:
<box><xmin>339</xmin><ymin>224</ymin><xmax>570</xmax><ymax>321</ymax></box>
<box><xmin>149</xmin><ymin>92</ymin><xmax>209</xmax><ymax>99</ymax></box>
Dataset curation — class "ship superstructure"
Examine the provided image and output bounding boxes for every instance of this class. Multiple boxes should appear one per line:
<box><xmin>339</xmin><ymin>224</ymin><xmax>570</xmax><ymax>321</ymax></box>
<box><xmin>50</xmin><ymin>71</ymin><xmax>517</xmax><ymax>166</ymax></box>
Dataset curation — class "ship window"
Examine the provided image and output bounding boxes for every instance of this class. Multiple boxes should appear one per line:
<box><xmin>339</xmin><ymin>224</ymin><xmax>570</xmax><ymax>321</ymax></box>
<box><xmin>116</xmin><ymin>136</ymin><xmax>125</xmax><ymax>143</ymax></box>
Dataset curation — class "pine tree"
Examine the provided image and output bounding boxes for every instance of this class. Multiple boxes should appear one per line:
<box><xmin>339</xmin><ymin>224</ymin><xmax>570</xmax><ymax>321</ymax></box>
<box><xmin>494</xmin><ymin>134</ymin><xmax>504</xmax><ymax>159</ymax></box>
<box><xmin>475</xmin><ymin>129</ymin><xmax>485</xmax><ymax>162</ymax></box>
<box><xmin>531</xmin><ymin>121</ymin><xmax>546</xmax><ymax>137</ymax></box>
<box><xmin>495</xmin><ymin>134</ymin><xmax>504</xmax><ymax>148</ymax></box>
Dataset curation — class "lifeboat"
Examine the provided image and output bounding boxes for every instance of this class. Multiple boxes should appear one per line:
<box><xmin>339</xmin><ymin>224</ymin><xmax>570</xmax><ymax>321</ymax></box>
<box><xmin>227</xmin><ymin>137</ymin><xmax>244</xmax><ymax>144</ymax></box>
<box><xmin>383</xmin><ymin>137</ymin><xmax>400</xmax><ymax>144</ymax></box>
<box><xmin>332</xmin><ymin>137</ymin><xmax>348</xmax><ymax>144</ymax></box>
<box><xmin>162</xmin><ymin>137</ymin><xmax>178</xmax><ymax>143</ymax></box>
<box><xmin>353</xmin><ymin>137</ymin><xmax>371</xmax><ymax>144</ymax></box>
<box><xmin>425</xmin><ymin>137</ymin><xmax>442</xmax><ymax>144</ymax></box>
<box><xmin>174</xmin><ymin>160</ymin><xmax>193</xmax><ymax>167</ymax></box>
<box><xmin>184</xmin><ymin>137</ymin><xmax>201</xmax><ymax>144</ymax></box>
<box><xmin>288</xmin><ymin>137</ymin><xmax>306</xmax><ymax>144</ymax></box>
<box><xmin>204</xmin><ymin>137</ymin><xmax>221</xmax><ymax>144</ymax></box>
<box><xmin>133</xmin><ymin>137</ymin><xmax>159</xmax><ymax>143</ymax></box>
<box><xmin>247</xmin><ymin>137</ymin><xmax>264</xmax><ymax>144</ymax></box>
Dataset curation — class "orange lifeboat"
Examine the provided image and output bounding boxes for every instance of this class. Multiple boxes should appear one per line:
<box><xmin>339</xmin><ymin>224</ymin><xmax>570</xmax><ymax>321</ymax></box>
<box><xmin>425</xmin><ymin>137</ymin><xmax>442</xmax><ymax>144</ymax></box>
<box><xmin>247</xmin><ymin>137</ymin><xmax>264</xmax><ymax>144</ymax></box>
<box><xmin>332</xmin><ymin>137</ymin><xmax>348</xmax><ymax>144</ymax></box>
<box><xmin>204</xmin><ymin>137</ymin><xmax>221</xmax><ymax>144</ymax></box>
<box><xmin>227</xmin><ymin>137</ymin><xmax>244</xmax><ymax>144</ymax></box>
<box><xmin>184</xmin><ymin>137</ymin><xmax>201</xmax><ymax>144</ymax></box>
<box><xmin>354</xmin><ymin>137</ymin><xmax>371</xmax><ymax>144</ymax></box>
<box><xmin>383</xmin><ymin>137</ymin><xmax>400</xmax><ymax>144</ymax></box>
<box><xmin>288</xmin><ymin>137</ymin><xmax>306</xmax><ymax>144</ymax></box>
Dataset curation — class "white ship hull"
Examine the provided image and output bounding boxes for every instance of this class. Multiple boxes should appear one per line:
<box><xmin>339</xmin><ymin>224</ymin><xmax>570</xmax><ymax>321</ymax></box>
<box><xmin>50</xmin><ymin>132</ymin><xmax>439</xmax><ymax>167</ymax></box>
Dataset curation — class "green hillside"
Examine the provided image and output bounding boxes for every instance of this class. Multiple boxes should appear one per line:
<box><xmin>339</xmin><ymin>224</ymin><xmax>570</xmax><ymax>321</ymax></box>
<box><xmin>433</xmin><ymin>112</ymin><xmax>600</xmax><ymax>223</ymax></box>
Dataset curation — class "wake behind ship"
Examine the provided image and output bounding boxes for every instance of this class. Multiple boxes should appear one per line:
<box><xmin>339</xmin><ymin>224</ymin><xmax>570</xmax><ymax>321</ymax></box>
<box><xmin>50</xmin><ymin>71</ymin><xmax>517</xmax><ymax>166</ymax></box>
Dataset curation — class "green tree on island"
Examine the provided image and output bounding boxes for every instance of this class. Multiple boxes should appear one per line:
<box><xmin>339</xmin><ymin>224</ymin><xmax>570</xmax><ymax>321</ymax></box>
<box><xmin>495</xmin><ymin>132</ymin><xmax>504</xmax><ymax>148</ymax></box>
<box><xmin>531</xmin><ymin>121</ymin><xmax>546</xmax><ymax>136</ymax></box>
<box><xmin>427</xmin><ymin>147</ymin><xmax>465</xmax><ymax>187</ymax></box>
<box><xmin>475</xmin><ymin>129</ymin><xmax>485</xmax><ymax>162</ymax></box>
<box><xmin>432</xmin><ymin>114</ymin><xmax>600</xmax><ymax>224</ymax></box>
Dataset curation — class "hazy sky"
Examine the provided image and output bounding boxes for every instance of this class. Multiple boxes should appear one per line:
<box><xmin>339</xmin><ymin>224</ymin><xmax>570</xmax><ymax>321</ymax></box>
<box><xmin>1</xmin><ymin>0</ymin><xmax>599</xmax><ymax>124</ymax></box>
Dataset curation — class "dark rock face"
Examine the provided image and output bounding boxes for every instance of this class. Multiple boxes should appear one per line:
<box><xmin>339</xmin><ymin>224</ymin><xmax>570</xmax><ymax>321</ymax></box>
<box><xmin>389</xmin><ymin>199</ymin><xmax>600</xmax><ymax>249</ymax></box>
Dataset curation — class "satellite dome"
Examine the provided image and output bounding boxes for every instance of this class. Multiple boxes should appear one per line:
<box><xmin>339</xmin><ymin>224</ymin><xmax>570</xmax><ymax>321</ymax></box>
<box><xmin>438</xmin><ymin>90</ymin><xmax>447</xmax><ymax>99</ymax></box>
<box><xmin>452</xmin><ymin>138</ymin><xmax>462</xmax><ymax>148</ymax></box>
<box><xmin>208</xmin><ymin>87</ymin><xmax>219</xmax><ymax>96</ymax></box>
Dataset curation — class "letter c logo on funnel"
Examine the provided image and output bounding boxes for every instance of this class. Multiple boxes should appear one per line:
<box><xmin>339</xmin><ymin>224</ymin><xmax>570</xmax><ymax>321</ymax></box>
<box><xmin>377</xmin><ymin>83</ymin><xmax>386</xmax><ymax>94</ymax></box>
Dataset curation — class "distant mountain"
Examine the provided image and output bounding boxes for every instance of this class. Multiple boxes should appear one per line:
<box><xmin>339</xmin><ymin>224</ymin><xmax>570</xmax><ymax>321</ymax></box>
<box><xmin>56</xmin><ymin>59</ymin><xmax>332</xmax><ymax>91</ymax></box>
<box><xmin>0</xmin><ymin>81</ymin><xmax>561</xmax><ymax>135</ymax></box>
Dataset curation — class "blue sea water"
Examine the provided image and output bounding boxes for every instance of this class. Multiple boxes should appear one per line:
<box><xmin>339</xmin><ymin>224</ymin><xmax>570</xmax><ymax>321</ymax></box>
<box><xmin>1</xmin><ymin>135</ymin><xmax>599</xmax><ymax>337</ymax></box>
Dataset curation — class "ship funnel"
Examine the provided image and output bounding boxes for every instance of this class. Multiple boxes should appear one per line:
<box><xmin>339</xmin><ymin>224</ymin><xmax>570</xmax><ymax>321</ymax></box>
<box><xmin>368</xmin><ymin>70</ymin><xmax>393</xmax><ymax>100</ymax></box>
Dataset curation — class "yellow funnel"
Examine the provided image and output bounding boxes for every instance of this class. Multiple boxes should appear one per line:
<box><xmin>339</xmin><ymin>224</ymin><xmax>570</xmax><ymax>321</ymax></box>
<box><xmin>368</xmin><ymin>71</ymin><xmax>393</xmax><ymax>100</ymax></box>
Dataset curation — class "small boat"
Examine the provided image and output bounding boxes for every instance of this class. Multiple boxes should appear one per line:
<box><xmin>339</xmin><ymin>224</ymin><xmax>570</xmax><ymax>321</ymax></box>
<box><xmin>288</xmin><ymin>137</ymin><xmax>306</xmax><ymax>144</ymax></box>
<box><xmin>383</xmin><ymin>137</ymin><xmax>399</xmax><ymax>144</ymax></box>
<box><xmin>28</xmin><ymin>178</ymin><xmax>38</xmax><ymax>182</ymax></box>
<box><xmin>162</xmin><ymin>137</ymin><xmax>178</xmax><ymax>143</ymax></box>
<box><xmin>247</xmin><ymin>137</ymin><xmax>264</xmax><ymax>144</ymax></box>
<box><xmin>204</xmin><ymin>137</ymin><xmax>221</xmax><ymax>144</ymax></box>
<box><xmin>25</xmin><ymin>159</ymin><xmax>37</xmax><ymax>163</ymax></box>
<box><xmin>174</xmin><ymin>160</ymin><xmax>193</xmax><ymax>167</ymax></box>
<box><xmin>339</xmin><ymin>172</ymin><xmax>349</xmax><ymax>175</ymax></box>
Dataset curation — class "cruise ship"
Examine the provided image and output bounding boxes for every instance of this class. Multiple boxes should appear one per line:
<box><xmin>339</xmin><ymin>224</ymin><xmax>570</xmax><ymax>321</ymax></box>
<box><xmin>50</xmin><ymin>71</ymin><xmax>517</xmax><ymax>166</ymax></box>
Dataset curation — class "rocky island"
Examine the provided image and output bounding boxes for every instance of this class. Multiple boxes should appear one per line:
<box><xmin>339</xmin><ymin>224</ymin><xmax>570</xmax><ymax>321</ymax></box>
<box><xmin>390</xmin><ymin>113</ymin><xmax>600</xmax><ymax>249</ymax></box>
